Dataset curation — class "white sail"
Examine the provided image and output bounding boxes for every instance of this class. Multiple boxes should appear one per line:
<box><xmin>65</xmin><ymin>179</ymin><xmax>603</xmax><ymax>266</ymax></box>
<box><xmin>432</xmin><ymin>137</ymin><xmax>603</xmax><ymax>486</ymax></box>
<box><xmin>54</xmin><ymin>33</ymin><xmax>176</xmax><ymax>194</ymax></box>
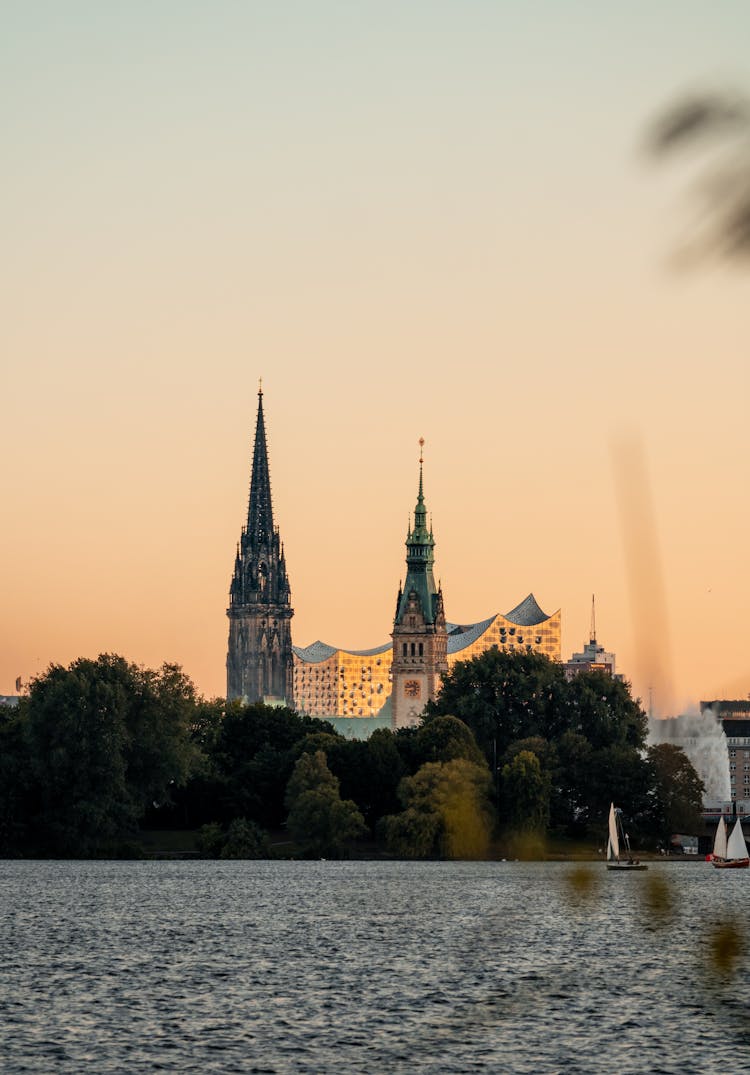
<box><xmin>608</xmin><ymin>803</ymin><xmax>620</xmax><ymax>861</ymax></box>
<box><xmin>726</xmin><ymin>819</ymin><xmax>748</xmax><ymax>861</ymax></box>
<box><xmin>606</xmin><ymin>836</ymin><xmax>614</xmax><ymax>861</ymax></box>
<box><xmin>712</xmin><ymin>817</ymin><xmax>728</xmax><ymax>860</ymax></box>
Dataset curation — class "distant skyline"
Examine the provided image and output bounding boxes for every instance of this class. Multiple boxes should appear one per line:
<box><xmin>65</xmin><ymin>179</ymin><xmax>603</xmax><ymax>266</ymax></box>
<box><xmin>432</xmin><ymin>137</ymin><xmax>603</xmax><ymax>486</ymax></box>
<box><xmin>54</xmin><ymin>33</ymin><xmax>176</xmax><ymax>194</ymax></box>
<box><xmin>2</xmin><ymin>3</ymin><xmax>749</xmax><ymax>715</ymax></box>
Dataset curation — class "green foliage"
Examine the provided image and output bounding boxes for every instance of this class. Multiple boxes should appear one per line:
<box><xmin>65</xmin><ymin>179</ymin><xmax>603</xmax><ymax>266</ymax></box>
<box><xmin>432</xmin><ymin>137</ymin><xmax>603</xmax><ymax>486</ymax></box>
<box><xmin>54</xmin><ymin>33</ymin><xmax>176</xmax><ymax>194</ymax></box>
<box><xmin>566</xmin><ymin>672</ymin><xmax>647</xmax><ymax>750</ymax></box>
<box><xmin>381</xmin><ymin>804</ymin><xmax>441</xmax><ymax>859</ymax></box>
<box><xmin>220</xmin><ymin>817</ymin><xmax>270</xmax><ymax>859</ymax></box>
<box><xmin>646</xmin><ymin>743</ymin><xmax>705</xmax><ymax>841</ymax></box>
<box><xmin>18</xmin><ymin>654</ymin><xmax>200</xmax><ymax>856</ymax></box>
<box><xmin>196</xmin><ymin>822</ymin><xmax>225</xmax><ymax>858</ymax></box>
<box><xmin>294</xmin><ymin>728</ymin><xmax>406</xmax><ymax>828</ymax></box>
<box><xmin>501</xmin><ymin>750</ymin><xmax>550</xmax><ymax>832</ymax></box>
<box><xmin>426</xmin><ymin>648</ymin><xmax>571</xmax><ymax>761</ymax></box>
<box><xmin>427</xmin><ymin>650</ymin><xmax>653</xmax><ymax>836</ymax></box>
<box><xmin>383</xmin><ymin>758</ymin><xmax>494</xmax><ymax>859</ymax></box>
<box><xmin>0</xmin><ymin>703</ymin><xmax>33</xmax><ymax>855</ymax></box>
<box><xmin>207</xmin><ymin>703</ymin><xmax>338</xmax><ymax>829</ymax></box>
<box><xmin>414</xmin><ymin>714</ymin><xmax>486</xmax><ymax>766</ymax></box>
<box><xmin>285</xmin><ymin>749</ymin><xmax>339</xmax><ymax>806</ymax></box>
<box><xmin>195</xmin><ymin>817</ymin><xmax>270</xmax><ymax>858</ymax></box>
<box><xmin>285</xmin><ymin>750</ymin><xmax>367</xmax><ymax>858</ymax></box>
<box><xmin>356</xmin><ymin>728</ymin><xmax>406</xmax><ymax>825</ymax></box>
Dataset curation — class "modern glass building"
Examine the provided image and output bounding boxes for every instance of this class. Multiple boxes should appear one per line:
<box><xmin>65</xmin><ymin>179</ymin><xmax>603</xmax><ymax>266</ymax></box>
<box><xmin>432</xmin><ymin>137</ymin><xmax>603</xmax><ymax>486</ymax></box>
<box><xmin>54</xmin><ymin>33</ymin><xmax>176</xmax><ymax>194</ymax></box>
<box><xmin>293</xmin><ymin>593</ymin><xmax>561</xmax><ymax>729</ymax></box>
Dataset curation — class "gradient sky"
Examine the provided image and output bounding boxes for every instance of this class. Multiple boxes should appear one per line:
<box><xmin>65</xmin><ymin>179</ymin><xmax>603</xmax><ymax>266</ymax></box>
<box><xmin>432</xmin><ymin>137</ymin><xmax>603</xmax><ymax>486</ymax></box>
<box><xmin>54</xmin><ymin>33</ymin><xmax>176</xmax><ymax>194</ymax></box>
<box><xmin>2</xmin><ymin>2</ymin><xmax>749</xmax><ymax>716</ymax></box>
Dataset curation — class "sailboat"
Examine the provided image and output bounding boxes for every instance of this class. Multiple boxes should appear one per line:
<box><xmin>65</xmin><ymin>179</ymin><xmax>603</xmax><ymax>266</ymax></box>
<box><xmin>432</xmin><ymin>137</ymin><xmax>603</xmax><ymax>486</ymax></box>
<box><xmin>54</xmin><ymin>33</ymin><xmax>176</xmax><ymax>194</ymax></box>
<box><xmin>606</xmin><ymin>803</ymin><xmax>647</xmax><ymax>871</ymax></box>
<box><xmin>710</xmin><ymin>815</ymin><xmax>750</xmax><ymax>869</ymax></box>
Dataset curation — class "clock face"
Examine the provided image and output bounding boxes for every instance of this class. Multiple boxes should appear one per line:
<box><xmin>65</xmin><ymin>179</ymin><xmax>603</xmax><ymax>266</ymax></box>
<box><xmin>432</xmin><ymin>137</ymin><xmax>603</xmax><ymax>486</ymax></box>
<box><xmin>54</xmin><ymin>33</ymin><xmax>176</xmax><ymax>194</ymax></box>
<box><xmin>404</xmin><ymin>680</ymin><xmax>421</xmax><ymax>699</ymax></box>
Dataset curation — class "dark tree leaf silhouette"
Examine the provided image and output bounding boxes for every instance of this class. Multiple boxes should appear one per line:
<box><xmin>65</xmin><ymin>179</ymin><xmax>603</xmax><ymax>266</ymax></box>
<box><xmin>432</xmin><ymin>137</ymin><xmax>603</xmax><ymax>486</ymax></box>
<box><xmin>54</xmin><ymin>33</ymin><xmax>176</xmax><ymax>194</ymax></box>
<box><xmin>648</xmin><ymin>90</ymin><xmax>750</xmax><ymax>262</ymax></box>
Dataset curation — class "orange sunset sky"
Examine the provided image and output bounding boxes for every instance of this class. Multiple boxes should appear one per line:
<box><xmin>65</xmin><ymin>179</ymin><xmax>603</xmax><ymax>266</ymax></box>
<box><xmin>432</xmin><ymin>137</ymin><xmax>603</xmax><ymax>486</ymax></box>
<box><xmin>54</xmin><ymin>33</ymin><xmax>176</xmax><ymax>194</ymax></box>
<box><xmin>2</xmin><ymin>3</ymin><xmax>749</xmax><ymax>717</ymax></box>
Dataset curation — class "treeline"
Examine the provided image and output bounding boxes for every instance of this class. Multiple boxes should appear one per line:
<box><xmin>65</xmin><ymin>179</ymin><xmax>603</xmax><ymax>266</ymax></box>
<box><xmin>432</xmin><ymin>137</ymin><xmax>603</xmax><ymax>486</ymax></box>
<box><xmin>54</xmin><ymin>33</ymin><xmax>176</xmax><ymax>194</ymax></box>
<box><xmin>0</xmin><ymin>650</ymin><xmax>704</xmax><ymax>858</ymax></box>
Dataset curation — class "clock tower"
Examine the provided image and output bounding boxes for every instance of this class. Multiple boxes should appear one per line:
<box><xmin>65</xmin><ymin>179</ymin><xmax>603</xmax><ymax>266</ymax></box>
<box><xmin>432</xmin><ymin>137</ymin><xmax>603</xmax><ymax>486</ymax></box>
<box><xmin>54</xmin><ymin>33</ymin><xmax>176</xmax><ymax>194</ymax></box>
<box><xmin>390</xmin><ymin>440</ymin><xmax>447</xmax><ymax>730</ymax></box>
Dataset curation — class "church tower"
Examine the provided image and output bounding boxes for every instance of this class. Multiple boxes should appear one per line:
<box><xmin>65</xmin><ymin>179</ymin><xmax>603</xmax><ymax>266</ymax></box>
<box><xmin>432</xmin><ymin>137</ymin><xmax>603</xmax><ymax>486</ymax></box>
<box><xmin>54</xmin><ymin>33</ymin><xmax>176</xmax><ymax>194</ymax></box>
<box><xmin>226</xmin><ymin>387</ymin><xmax>294</xmax><ymax>704</ymax></box>
<box><xmin>390</xmin><ymin>440</ymin><xmax>448</xmax><ymax>729</ymax></box>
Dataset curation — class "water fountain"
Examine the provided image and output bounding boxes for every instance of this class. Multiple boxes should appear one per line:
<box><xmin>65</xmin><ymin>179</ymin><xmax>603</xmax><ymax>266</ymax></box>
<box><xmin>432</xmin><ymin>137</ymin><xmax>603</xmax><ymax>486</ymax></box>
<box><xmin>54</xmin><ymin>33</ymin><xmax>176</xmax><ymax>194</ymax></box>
<box><xmin>647</xmin><ymin>707</ymin><xmax>730</xmax><ymax>803</ymax></box>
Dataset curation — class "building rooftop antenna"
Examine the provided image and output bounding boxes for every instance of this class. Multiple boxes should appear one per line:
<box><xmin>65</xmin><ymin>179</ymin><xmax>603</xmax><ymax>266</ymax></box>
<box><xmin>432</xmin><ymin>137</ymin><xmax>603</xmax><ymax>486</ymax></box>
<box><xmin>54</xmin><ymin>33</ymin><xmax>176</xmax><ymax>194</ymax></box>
<box><xmin>590</xmin><ymin>593</ymin><xmax>597</xmax><ymax>645</ymax></box>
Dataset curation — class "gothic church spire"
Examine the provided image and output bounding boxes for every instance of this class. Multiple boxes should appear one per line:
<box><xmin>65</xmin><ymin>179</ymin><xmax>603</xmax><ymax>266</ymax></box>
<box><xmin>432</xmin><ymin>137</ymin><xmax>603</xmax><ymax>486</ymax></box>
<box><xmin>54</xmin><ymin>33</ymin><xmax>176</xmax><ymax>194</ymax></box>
<box><xmin>227</xmin><ymin>387</ymin><xmax>294</xmax><ymax>704</ymax></box>
<box><xmin>246</xmin><ymin>386</ymin><xmax>274</xmax><ymax>546</ymax></box>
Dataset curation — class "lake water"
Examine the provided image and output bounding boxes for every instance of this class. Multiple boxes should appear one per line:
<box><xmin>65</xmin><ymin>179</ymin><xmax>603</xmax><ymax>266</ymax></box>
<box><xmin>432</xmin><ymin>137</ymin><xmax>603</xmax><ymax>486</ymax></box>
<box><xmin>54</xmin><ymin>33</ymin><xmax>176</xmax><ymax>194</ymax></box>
<box><xmin>1</xmin><ymin>859</ymin><xmax>748</xmax><ymax>1073</ymax></box>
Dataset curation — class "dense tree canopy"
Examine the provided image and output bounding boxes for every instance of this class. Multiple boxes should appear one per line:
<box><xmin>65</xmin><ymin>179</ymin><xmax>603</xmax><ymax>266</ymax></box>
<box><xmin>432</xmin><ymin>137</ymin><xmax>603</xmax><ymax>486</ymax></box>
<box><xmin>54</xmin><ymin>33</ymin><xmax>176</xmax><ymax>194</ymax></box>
<box><xmin>0</xmin><ymin>647</ymin><xmax>706</xmax><ymax>859</ymax></box>
<box><xmin>501</xmin><ymin>750</ymin><xmax>550</xmax><ymax>833</ymax></box>
<box><xmin>426</xmin><ymin>648</ymin><xmax>664</xmax><ymax>837</ymax></box>
<box><xmin>7</xmin><ymin>655</ymin><xmax>199</xmax><ymax>855</ymax></box>
<box><xmin>285</xmin><ymin>750</ymin><xmax>366</xmax><ymax>858</ymax></box>
<box><xmin>646</xmin><ymin>743</ymin><xmax>705</xmax><ymax>843</ymax></box>
<box><xmin>382</xmin><ymin>757</ymin><xmax>494</xmax><ymax>860</ymax></box>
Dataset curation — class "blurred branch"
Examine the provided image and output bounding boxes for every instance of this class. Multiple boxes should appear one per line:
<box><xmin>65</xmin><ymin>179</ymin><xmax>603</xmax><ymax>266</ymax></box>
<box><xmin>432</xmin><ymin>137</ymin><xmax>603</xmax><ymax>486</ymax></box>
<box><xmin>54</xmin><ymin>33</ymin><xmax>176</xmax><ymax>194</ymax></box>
<box><xmin>646</xmin><ymin>90</ymin><xmax>750</xmax><ymax>263</ymax></box>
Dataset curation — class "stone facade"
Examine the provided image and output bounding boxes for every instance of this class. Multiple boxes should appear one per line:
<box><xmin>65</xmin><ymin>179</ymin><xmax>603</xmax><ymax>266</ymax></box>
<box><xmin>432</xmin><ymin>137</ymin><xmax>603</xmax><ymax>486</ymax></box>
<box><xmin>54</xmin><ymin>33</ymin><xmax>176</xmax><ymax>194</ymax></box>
<box><xmin>226</xmin><ymin>390</ymin><xmax>294</xmax><ymax>704</ymax></box>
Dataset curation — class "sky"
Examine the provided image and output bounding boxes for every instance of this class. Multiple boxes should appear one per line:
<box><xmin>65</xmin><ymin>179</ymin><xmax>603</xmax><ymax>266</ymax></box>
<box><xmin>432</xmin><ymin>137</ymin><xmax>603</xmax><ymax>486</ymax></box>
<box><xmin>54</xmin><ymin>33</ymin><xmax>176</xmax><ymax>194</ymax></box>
<box><xmin>2</xmin><ymin>2</ymin><xmax>749</xmax><ymax>716</ymax></box>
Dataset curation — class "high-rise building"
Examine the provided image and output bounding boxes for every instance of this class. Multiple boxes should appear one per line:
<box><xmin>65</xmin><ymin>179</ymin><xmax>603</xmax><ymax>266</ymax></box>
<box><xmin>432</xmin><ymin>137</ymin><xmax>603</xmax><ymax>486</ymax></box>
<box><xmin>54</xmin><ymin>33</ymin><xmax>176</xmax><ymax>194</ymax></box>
<box><xmin>390</xmin><ymin>442</ymin><xmax>448</xmax><ymax>729</ymax></box>
<box><xmin>563</xmin><ymin>595</ymin><xmax>620</xmax><ymax>680</ymax></box>
<box><xmin>226</xmin><ymin>389</ymin><xmax>294</xmax><ymax>704</ymax></box>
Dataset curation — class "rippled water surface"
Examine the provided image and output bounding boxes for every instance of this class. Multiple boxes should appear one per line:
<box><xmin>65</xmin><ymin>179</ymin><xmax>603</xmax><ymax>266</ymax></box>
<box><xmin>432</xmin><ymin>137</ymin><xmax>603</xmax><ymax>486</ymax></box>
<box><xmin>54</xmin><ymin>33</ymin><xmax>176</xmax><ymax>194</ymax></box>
<box><xmin>1</xmin><ymin>860</ymin><xmax>749</xmax><ymax>1073</ymax></box>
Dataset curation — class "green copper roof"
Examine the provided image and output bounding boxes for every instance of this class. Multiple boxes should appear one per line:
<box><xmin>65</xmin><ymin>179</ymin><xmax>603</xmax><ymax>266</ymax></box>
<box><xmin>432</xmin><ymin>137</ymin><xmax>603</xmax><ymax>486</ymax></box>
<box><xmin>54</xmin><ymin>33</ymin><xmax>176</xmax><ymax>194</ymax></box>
<box><xmin>396</xmin><ymin>447</ymin><xmax>441</xmax><ymax>625</ymax></box>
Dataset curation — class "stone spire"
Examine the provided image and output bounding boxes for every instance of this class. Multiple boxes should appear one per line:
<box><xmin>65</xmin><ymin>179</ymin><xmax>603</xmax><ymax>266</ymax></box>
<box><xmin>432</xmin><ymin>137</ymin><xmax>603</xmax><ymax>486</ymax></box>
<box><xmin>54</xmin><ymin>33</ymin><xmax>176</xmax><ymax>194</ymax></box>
<box><xmin>226</xmin><ymin>387</ymin><xmax>294</xmax><ymax>704</ymax></box>
<box><xmin>246</xmin><ymin>387</ymin><xmax>274</xmax><ymax>547</ymax></box>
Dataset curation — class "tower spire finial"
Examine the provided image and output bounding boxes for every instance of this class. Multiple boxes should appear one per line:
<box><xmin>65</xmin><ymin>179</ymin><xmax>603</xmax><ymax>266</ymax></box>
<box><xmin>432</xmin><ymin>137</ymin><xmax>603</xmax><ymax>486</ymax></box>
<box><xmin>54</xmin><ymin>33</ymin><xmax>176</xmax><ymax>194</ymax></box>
<box><xmin>258</xmin><ymin>376</ymin><xmax>263</xmax><ymax>396</ymax></box>
<box><xmin>418</xmin><ymin>437</ymin><xmax>425</xmax><ymax>502</ymax></box>
<box><xmin>590</xmin><ymin>593</ymin><xmax>596</xmax><ymax>644</ymax></box>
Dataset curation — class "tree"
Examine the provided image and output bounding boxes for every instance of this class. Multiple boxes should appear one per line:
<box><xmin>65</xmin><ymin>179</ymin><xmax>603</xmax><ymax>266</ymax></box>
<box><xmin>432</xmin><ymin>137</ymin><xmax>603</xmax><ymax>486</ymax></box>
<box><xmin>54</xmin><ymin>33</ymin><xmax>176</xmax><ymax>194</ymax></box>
<box><xmin>383</xmin><ymin>758</ymin><xmax>494</xmax><ymax>860</ymax></box>
<box><xmin>285</xmin><ymin>751</ymin><xmax>366</xmax><ymax>858</ymax></box>
<box><xmin>425</xmin><ymin>650</ymin><xmax>654</xmax><ymax>840</ymax></box>
<box><xmin>22</xmin><ymin>654</ymin><xmax>199</xmax><ymax>855</ymax></box>
<box><xmin>501</xmin><ymin>750</ymin><xmax>550</xmax><ymax>833</ymax></box>
<box><xmin>425</xmin><ymin>648</ymin><xmax>570</xmax><ymax>763</ymax></box>
<box><xmin>24</xmin><ymin>657</ymin><xmax>133</xmax><ymax>854</ymax></box>
<box><xmin>295</xmin><ymin>729</ymin><xmax>406</xmax><ymax>830</ymax></box>
<box><xmin>208</xmin><ymin>704</ymin><xmax>339</xmax><ymax>828</ymax></box>
<box><xmin>414</xmin><ymin>714</ymin><xmax>486</xmax><ymax>767</ymax></box>
<box><xmin>121</xmin><ymin>661</ymin><xmax>198</xmax><ymax>813</ymax></box>
<box><xmin>646</xmin><ymin>743</ymin><xmax>705</xmax><ymax>844</ymax></box>
<box><xmin>552</xmin><ymin>730</ymin><xmax>594</xmax><ymax>832</ymax></box>
<box><xmin>195</xmin><ymin>821</ymin><xmax>224</xmax><ymax>859</ymax></box>
<box><xmin>220</xmin><ymin>817</ymin><xmax>270</xmax><ymax>859</ymax></box>
<box><xmin>566</xmin><ymin>671</ymin><xmax>647</xmax><ymax>751</ymax></box>
<box><xmin>0</xmin><ymin>702</ymin><xmax>33</xmax><ymax>855</ymax></box>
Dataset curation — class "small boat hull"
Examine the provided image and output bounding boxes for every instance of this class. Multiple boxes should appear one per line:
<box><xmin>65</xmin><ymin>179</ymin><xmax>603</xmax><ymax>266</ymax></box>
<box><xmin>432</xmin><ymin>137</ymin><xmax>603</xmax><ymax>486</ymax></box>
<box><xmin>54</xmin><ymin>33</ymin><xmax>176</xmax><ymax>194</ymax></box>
<box><xmin>712</xmin><ymin>857</ymin><xmax>750</xmax><ymax>869</ymax></box>
<box><xmin>606</xmin><ymin>862</ymin><xmax>648</xmax><ymax>872</ymax></box>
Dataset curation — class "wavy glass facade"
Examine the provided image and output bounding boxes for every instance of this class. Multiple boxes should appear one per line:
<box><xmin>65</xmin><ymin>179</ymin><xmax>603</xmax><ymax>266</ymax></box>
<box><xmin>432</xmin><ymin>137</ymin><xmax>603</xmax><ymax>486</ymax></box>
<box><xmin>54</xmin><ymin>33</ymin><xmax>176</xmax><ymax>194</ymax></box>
<box><xmin>293</xmin><ymin>593</ymin><xmax>561</xmax><ymax>721</ymax></box>
<box><xmin>292</xmin><ymin>641</ymin><xmax>392</xmax><ymax>719</ymax></box>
